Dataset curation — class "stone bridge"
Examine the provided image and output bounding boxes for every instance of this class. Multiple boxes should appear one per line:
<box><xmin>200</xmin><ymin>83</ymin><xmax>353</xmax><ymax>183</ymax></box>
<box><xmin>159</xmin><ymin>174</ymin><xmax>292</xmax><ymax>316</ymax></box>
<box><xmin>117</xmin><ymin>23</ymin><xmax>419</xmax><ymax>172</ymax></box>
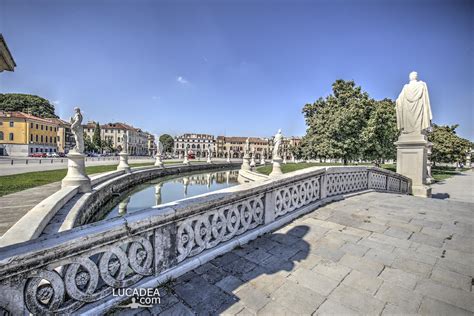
<box><xmin>0</xmin><ymin>166</ymin><xmax>414</xmax><ymax>314</ymax></box>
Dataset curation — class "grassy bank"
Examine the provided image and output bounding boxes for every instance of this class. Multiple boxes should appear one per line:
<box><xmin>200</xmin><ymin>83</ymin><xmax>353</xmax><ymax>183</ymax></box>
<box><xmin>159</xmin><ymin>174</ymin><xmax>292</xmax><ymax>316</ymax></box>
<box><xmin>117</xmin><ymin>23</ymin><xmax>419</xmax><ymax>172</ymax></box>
<box><xmin>0</xmin><ymin>161</ymin><xmax>194</xmax><ymax>197</ymax></box>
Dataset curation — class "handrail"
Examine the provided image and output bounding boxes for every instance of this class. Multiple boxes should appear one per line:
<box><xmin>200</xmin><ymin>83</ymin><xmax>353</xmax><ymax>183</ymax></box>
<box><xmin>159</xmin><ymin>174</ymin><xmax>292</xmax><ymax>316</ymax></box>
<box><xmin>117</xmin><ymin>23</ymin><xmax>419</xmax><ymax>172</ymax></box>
<box><xmin>0</xmin><ymin>166</ymin><xmax>410</xmax><ymax>314</ymax></box>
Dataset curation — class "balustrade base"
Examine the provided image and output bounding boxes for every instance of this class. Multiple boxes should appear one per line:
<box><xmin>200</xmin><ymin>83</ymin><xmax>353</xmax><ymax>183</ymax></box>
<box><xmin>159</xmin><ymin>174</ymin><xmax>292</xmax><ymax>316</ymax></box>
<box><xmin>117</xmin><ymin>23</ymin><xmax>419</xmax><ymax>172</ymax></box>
<box><xmin>62</xmin><ymin>152</ymin><xmax>91</xmax><ymax>193</ymax></box>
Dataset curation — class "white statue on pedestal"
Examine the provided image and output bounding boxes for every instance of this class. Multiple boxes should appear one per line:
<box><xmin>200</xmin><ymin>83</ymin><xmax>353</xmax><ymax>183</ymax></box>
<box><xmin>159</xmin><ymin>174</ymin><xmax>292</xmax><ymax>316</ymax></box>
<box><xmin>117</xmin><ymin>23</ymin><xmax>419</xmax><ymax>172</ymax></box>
<box><xmin>395</xmin><ymin>71</ymin><xmax>433</xmax><ymax>197</ymax></box>
<box><xmin>155</xmin><ymin>140</ymin><xmax>164</xmax><ymax>167</ymax></box>
<box><xmin>63</xmin><ymin>107</ymin><xmax>91</xmax><ymax>192</ymax></box>
<box><xmin>396</xmin><ymin>71</ymin><xmax>433</xmax><ymax>134</ymax></box>
<box><xmin>273</xmin><ymin>129</ymin><xmax>283</xmax><ymax>159</ymax></box>
<box><xmin>244</xmin><ymin>138</ymin><xmax>251</xmax><ymax>155</ymax></box>
<box><xmin>70</xmin><ymin>107</ymin><xmax>84</xmax><ymax>154</ymax></box>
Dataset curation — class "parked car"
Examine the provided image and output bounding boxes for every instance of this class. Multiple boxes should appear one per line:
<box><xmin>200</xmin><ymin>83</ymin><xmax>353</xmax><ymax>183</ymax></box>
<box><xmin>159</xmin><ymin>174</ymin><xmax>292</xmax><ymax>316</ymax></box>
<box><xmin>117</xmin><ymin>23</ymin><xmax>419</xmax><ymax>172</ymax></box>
<box><xmin>46</xmin><ymin>152</ymin><xmax>60</xmax><ymax>158</ymax></box>
<box><xmin>187</xmin><ymin>153</ymin><xmax>196</xmax><ymax>159</ymax></box>
<box><xmin>29</xmin><ymin>153</ymin><xmax>47</xmax><ymax>158</ymax></box>
<box><xmin>58</xmin><ymin>152</ymin><xmax>66</xmax><ymax>157</ymax></box>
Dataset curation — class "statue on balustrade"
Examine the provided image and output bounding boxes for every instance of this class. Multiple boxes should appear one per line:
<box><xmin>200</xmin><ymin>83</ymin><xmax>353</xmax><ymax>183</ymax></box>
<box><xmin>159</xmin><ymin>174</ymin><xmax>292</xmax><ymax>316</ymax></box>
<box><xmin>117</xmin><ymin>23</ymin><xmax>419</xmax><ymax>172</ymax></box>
<box><xmin>273</xmin><ymin>129</ymin><xmax>283</xmax><ymax>159</ymax></box>
<box><xmin>396</xmin><ymin>71</ymin><xmax>433</xmax><ymax>134</ymax></box>
<box><xmin>70</xmin><ymin>107</ymin><xmax>84</xmax><ymax>154</ymax></box>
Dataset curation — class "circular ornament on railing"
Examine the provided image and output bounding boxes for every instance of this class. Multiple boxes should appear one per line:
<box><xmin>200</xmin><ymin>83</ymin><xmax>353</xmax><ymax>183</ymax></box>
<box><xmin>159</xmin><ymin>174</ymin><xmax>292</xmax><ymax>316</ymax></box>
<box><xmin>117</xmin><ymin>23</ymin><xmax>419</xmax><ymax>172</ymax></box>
<box><xmin>192</xmin><ymin>216</ymin><xmax>211</xmax><ymax>255</ymax></box>
<box><xmin>177</xmin><ymin>221</ymin><xmax>195</xmax><ymax>262</ymax></box>
<box><xmin>128</xmin><ymin>236</ymin><xmax>154</xmax><ymax>275</ymax></box>
<box><xmin>64</xmin><ymin>257</ymin><xmax>107</xmax><ymax>303</ymax></box>
<box><xmin>209</xmin><ymin>209</ymin><xmax>227</xmax><ymax>247</ymax></box>
<box><xmin>99</xmin><ymin>247</ymin><xmax>129</xmax><ymax>287</ymax></box>
<box><xmin>25</xmin><ymin>270</ymin><xmax>65</xmax><ymax>315</ymax></box>
<box><xmin>226</xmin><ymin>205</ymin><xmax>241</xmax><ymax>239</ymax></box>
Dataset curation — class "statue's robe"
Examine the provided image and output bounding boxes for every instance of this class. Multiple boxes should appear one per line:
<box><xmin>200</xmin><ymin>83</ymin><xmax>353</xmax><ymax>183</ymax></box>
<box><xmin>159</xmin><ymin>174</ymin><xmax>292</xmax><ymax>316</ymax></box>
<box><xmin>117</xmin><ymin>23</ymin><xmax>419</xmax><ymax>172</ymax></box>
<box><xmin>396</xmin><ymin>80</ymin><xmax>433</xmax><ymax>134</ymax></box>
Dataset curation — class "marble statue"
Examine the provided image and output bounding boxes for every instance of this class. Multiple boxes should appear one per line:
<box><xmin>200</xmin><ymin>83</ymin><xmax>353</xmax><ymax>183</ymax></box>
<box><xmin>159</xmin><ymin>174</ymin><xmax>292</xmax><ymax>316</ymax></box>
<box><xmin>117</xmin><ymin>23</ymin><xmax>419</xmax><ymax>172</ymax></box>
<box><xmin>244</xmin><ymin>138</ymin><xmax>251</xmax><ymax>154</ymax></box>
<box><xmin>273</xmin><ymin>129</ymin><xmax>283</xmax><ymax>158</ymax></box>
<box><xmin>70</xmin><ymin>107</ymin><xmax>84</xmax><ymax>153</ymax></box>
<box><xmin>396</xmin><ymin>72</ymin><xmax>433</xmax><ymax>134</ymax></box>
<box><xmin>157</xmin><ymin>140</ymin><xmax>164</xmax><ymax>155</ymax></box>
<box><xmin>122</xmin><ymin>133</ymin><xmax>128</xmax><ymax>153</ymax></box>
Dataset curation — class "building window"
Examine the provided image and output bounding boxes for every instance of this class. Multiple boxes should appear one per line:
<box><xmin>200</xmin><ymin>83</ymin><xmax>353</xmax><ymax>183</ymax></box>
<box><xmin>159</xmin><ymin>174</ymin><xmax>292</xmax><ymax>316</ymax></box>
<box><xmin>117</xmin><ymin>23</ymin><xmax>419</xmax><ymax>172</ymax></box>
<box><xmin>41</xmin><ymin>125</ymin><xmax>44</xmax><ymax>130</ymax></box>
<box><xmin>50</xmin><ymin>136</ymin><xmax>53</xmax><ymax>143</ymax></box>
<box><xmin>41</xmin><ymin>135</ymin><xmax>44</xmax><ymax>142</ymax></box>
<box><xmin>36</xmin><ymin>135</ymin><xmax>39</xmax><ymax>142</ymax></box>
<box><xmin>30</xmin><ymin>134</ymin><xmax>33</xmax><ymax>142</ymax></box>
<box><xmin>36</xmin><ymin>124</ymin><xmax>38</xmax><ymax>129</ymax></box>
<box><xmin>57</xmin><ymin>136</ymin><xmax>60</xmax><ymax>142</ymax></box>
<box><xmin>55</xmin><ymin>137</ymin><xmax>57</xmax><ymax>143</ymax></box>
<box><xmin>0</xmin><ymin>132</ymin><xmax>3</xmax><ymax>140</ymax></box>
<box><xmin>9</xmin><ymin>133</ymin><xmax>14</xmax><ymax>141</ymax></box>
<box><xmin>9</xmin><ymin>121</ymin><xmax>14</xmax><ymax>127</ymax></box>
<box><xmin>30</xmin><ymin>148</ymin><xmax>34</xmax><ymax>153</ymax></box>
<box><xmin>30</xmin><ymin>122</ymin><xmax>34</xmax><ymax>128</ymax></box>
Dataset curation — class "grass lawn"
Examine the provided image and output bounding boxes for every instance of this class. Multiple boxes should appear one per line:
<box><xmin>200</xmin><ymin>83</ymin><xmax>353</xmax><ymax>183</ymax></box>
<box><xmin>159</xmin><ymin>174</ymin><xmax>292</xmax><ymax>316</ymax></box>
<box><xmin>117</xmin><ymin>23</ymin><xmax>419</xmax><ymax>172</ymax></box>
<box><xmin>0</xmin><ymin>162</ymin><xmax>158</xmax><ymax>197</ymax></box>
<box><xmin>0</xmin><ymin>160</ymin><xmax>220</xmax><ymax>197</ymax></box>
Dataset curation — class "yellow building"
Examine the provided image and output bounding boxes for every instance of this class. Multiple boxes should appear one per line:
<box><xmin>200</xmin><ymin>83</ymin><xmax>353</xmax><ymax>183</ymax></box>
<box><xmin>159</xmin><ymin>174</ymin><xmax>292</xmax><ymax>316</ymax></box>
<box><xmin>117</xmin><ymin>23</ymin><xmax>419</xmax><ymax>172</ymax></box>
<box><xmin>0</xmin><ymin>111</ymin><xmax>60</xmax><ymax>156</ymax></box>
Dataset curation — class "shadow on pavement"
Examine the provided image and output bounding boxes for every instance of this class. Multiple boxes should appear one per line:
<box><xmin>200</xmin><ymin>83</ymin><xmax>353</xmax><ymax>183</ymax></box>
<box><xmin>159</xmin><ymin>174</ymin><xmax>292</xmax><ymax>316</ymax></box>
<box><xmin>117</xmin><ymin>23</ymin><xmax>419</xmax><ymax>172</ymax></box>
<box><xmin>152</xmin><ymin>225</ymin><xmax>311</xmax><ymax>315</ymax></box>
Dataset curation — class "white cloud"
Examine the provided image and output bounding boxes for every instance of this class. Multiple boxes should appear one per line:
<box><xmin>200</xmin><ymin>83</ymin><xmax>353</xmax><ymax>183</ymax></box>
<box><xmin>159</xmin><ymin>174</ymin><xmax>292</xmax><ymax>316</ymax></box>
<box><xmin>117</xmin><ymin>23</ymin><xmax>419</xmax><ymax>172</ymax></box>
<box><xmin>52</xmin><ymin>100</ymin><xmax>61</xmax><ymax>105</ymax></box>
<box><xmin>177</xmin><ymin>76</ymin><xmax>189</xmax><ymax>84</ymax></box>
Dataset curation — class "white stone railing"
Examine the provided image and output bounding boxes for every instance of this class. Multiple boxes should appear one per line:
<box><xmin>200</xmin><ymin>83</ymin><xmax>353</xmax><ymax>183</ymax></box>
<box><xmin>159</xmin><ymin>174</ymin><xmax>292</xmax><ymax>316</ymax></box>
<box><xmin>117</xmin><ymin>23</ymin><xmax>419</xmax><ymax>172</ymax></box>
<box><xmin>0</xmin><ymin>166</ymin><xmax>410</xmax><ymax>315</ymax></box>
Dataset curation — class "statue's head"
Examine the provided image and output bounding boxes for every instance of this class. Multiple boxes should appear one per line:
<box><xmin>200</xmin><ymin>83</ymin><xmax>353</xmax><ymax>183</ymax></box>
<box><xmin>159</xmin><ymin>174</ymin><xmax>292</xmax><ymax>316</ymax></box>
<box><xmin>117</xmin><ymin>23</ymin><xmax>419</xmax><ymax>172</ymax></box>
<box><xmin>409</xmin><ymin>71</ymin><xmax>418</xmax><ymax>81</ymax></box>
<box><xmin>277</xmin><ymin>128</ymin><xmax>281</xmax><ymax>134</ymax></box>
<box><xmin>74</xmin><ymin>107</ymin><xmax>80</xmax><ymax>113</ymax></box>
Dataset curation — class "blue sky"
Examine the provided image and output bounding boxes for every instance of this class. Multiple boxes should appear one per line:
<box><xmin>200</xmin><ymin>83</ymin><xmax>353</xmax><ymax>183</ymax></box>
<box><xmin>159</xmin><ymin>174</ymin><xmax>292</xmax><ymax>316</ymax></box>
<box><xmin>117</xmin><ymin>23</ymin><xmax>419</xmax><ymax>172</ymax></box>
<box><xmin>1</xmin><ymin>0</ymin><xmax>472</xmax><ymax>140</ymax></box>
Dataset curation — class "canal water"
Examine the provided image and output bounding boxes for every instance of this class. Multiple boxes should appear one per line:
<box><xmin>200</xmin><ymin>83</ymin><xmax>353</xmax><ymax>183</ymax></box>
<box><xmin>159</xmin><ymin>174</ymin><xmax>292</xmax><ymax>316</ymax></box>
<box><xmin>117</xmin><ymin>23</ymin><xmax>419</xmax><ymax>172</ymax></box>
<box><xmin>97</xmin><ymin>169</ymin><xmax>239</xmax><ymax>221</ymax></box>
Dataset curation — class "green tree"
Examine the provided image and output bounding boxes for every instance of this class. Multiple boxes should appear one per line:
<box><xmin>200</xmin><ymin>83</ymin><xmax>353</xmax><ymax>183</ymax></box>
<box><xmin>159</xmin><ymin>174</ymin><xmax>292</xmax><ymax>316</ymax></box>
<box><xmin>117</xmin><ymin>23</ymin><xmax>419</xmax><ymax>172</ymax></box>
<box><xmin>429</xmin><ymin>124</ymin><xmax>472</xmax><ymax>165</ymax></box>
<box><xmin>361</xmin><ymin>98</ymin><xmax>398</xmax><ymax>165</ymax></box>
<box><xmin>83</xmin><ymin>132</ymin><xmax>95</xmax><ymax>153</ymax></box>
<box><xmin>159</xmin><ymin>134</ymin><xmax>174</xmax><ymax>153</ymax></box>
<box><xmin>104</xmin><ymin>139</ymin><xmax>115</xmax><ymax>153</ymax></box>
<box><xmin>302</xmin><ymin>80</ymin><xmax>372</xmax><ymax>164</ymax></box>
<box><xmin>92</xmin><ymin>122</ymin><xmax>102</xmax><ymax>152</ymax></box>
<box><xmin>0</xmin><ymin>93</ymin><xmax>58</xmax><ymax>118</ymax></box>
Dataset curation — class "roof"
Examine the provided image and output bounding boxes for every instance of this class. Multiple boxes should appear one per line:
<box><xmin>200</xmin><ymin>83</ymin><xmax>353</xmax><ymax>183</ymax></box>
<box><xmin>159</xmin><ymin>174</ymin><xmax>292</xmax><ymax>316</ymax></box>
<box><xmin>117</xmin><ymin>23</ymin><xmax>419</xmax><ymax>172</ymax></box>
<box><xmin>46</xmin><ymin>118</ymin><xmax>70</xmax><ymax>126</ymax></box>
<box><xmin>0</xmin><ymin>34</ymin><xmax>16</xmax><ymax>72</ymax></box>
<box><xmin>0</xmin><ymin>111</ymin><xmax>59</xmax><ymax>124</ymax></box>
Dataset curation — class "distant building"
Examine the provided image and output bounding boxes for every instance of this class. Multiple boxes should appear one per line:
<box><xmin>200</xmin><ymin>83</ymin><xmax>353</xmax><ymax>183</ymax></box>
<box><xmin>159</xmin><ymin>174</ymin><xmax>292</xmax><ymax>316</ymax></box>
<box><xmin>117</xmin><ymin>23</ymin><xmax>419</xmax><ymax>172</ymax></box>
<box><xmin>0</xmin><ymin>34</ymin><xmax>16</xmax><ymax>72</ymax></box>
<box><xmin>83</xmin><ymin>122</ymin><xmax>151</xmax><ymax>155</ymax></box>
<box><xmin>174</xmin><ymin>133</ymin><xmax>215</xmax><ymax>158</ymax></box>
<box><xmin>0</xmin><ymin>111</ymin><xmax>60</xmax><ymax>156</ymax></box>
<box><xmin>47</xmin><ymin>118</ymin><xmax>75</xmax><ymax>154</ymax></box>
<box><xmin>216</xmin><ymin>136</ymin><xmax>271</xmax><ymax>159</ymax></box>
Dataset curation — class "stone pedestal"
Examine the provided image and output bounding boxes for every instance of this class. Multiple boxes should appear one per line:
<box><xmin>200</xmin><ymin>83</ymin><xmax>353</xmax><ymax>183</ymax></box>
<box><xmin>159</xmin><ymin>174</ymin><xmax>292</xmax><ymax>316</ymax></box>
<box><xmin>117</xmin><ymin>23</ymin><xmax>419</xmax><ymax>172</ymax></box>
<box><xmin>241</xmin><ymin>154</ymin><xmax>251</xmax><ymax>171</ymax></box>
<box><xmin>260</xmin><ymin>156</ymin><xmax>265</xmax><ymax>165</ymax></box>
<box><xmin>154</xmin><ymin>155</ymin><xmax>164</xmax><ymax>168</ymax></box>
<box><xmin>207</xmin><ymin>155</ymin><xmax>212</xmax><ymax>164</ymax></box>
<box><xmin>183</xmin><ymin>155</ymin><xmax>190</xmax><ymax>165</ymax></box>
<box><xmin>270</xmin><ymin>158</ymin><xmax>283</xmax><ymax>177</ymax></box>
<box><xmin>62</xmin><ymin>152</ymin><xmax>91</xmax><ymax>193</ymax></box>
<box><xmin>395</xmin><ymin>134</ymin><xmax>431</xmax><ymax>197</ymax></box>
<box><xmin>117</xmin><ymin>152</ymin><xmax>131</xmax><ymax>173</ymax></box>
<box><xmin>283</xmin><ymin>156</ymin><xmax>287</xmax><ymax>164</ymax></box>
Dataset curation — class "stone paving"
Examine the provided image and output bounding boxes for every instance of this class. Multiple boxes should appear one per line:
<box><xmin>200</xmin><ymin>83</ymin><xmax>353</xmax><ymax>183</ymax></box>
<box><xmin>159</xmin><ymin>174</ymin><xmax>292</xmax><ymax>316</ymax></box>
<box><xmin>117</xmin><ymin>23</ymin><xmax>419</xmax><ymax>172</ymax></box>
<box><xmin>111</xmin><ymin>173</ymin><xmax>474</xmax><ymax>315</ymax></box>
<box><xmin>0</xmin><ymin>182</ymin><xmax>60</xmax><ymax>236</ymax></box>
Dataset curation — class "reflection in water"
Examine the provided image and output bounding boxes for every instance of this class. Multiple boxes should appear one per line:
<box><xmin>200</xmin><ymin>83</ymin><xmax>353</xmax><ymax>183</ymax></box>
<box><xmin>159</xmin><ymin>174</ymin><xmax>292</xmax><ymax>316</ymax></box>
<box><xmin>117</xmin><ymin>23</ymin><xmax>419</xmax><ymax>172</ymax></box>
<box><xmin>104</xmin><ymin>170</ymin><xmax>239</xmax><ymax>220</ymax></box>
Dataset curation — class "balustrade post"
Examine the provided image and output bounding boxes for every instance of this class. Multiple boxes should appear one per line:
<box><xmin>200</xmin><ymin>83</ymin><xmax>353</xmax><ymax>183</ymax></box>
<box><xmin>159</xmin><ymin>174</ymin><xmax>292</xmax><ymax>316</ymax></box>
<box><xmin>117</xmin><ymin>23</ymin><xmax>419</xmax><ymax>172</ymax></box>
<box><xmin>320</xmin><ymin>173</ymin><xmax>328</xmax><ymax>199</ymax></box>
<box><xmin>264</xmin><ymin>190</ymin><xmax>276</xmax><ymax>224</ymax></box>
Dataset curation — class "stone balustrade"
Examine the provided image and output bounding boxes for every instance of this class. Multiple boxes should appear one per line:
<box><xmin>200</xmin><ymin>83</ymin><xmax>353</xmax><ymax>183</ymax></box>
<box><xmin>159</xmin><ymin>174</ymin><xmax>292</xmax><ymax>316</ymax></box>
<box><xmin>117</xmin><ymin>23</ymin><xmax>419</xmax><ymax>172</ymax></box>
<box><xmin>0</xmin><ymin>166</ymin><xmax>410</xmax><ymax>315</ymax></box>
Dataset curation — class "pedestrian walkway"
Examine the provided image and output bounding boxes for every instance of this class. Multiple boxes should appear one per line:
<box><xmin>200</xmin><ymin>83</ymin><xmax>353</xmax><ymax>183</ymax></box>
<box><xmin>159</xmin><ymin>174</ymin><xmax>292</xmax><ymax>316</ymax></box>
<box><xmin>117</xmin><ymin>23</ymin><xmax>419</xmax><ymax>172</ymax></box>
<box><xmin>112</xmin><ymin>174</ymin><xmax>474</xmax><ymax>315</ymax></box>
<box><xmin>0</xmin><ymin>182</ymin><xmax>60</xmax><ymax>236</ymax></box>
<box><xmin>431</xmin><ymin>169</ymin><xmax>473</xmax><ymax>203</ymax></box>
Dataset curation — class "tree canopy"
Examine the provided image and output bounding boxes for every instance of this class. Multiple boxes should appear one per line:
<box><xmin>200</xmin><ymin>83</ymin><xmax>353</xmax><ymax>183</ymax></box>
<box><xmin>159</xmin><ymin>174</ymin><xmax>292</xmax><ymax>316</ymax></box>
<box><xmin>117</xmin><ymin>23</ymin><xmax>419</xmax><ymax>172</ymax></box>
<box><xmin>92</xmin><ymin>122</ymin><xmax>102</xmax><ymax>151</ymax></box>
<box><xmin>0</xmin><ymin>93</ymin><xmax>58</xmax><ymax>118</ymax></box>
<box><xmin>428</xmin><ymin>124</ymin><xmax>472</xmax><ymax>165</ymax></box>
<box><xmin>159</xmin><ymin>134</ymin><xmax>174</xmax><ymax>153</ymax></box>
<box><xmin>301</xmin><ymin>80</ymin><xmax>397</xmax><ymax>164</ymax></box>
